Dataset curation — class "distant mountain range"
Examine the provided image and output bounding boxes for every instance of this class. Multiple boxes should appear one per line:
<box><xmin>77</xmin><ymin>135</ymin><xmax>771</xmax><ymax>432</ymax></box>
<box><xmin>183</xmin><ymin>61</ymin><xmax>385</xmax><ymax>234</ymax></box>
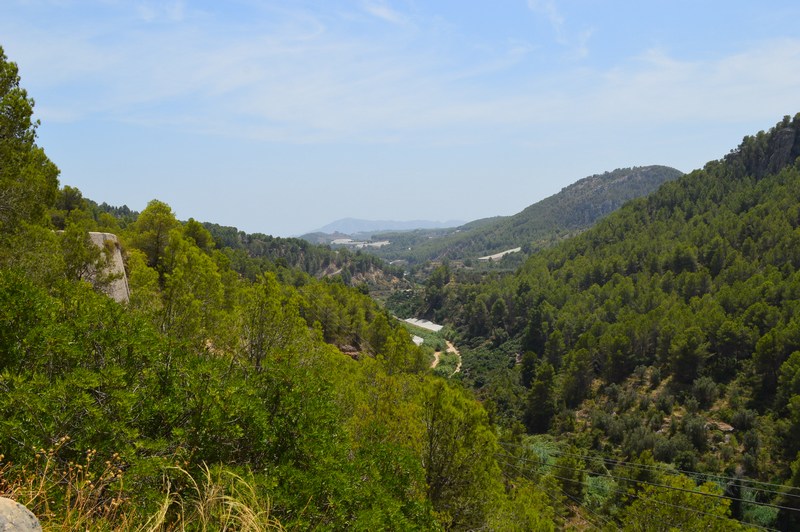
<box><xmin>303</xmin><ymin>218</ymin><xmax>465</xmax><ymax>238</ymax></box>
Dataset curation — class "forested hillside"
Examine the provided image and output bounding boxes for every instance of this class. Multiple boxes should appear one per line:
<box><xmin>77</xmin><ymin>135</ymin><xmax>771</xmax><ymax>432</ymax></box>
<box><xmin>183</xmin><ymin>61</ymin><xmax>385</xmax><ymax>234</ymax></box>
<box><xmin>201</xmin><ymin>221</ymin><xmax>405</xmax><ymax>291</ymax></box>
<box><xmin>0</xmin><ymin>47</ymin><xmax>524</xmax><ymax>530</ymax></box>
<box><xmin>368</xmin><ymin>165</ymin><xmax>682</xmax><ymax>265</ymax></box>
<box><xmin>433</xmin><ymin>114</ymin><xmax>800</xmax><ymax>529</ymax></box>
<box><xmin>4</xmin><ymin>43</ymin><xmax>800</xmax><ymax>530</ymax></box>
<box><xmin>57</xmin><ymin>195</ymin><xmax>405</xmax><ymax>291</ymax></box>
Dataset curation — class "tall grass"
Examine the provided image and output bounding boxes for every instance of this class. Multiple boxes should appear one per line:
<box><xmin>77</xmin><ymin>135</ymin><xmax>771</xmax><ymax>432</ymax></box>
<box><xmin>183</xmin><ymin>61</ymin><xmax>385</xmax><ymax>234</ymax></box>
<box><xmin>0</xmin><ymin>439</ymin><xmax>282</xmax><ymax>531</ymax></box>
<box><xmin>149</xmin><ymin>465</ymin><xmax>284</xmax><ymax>531</ymax></box>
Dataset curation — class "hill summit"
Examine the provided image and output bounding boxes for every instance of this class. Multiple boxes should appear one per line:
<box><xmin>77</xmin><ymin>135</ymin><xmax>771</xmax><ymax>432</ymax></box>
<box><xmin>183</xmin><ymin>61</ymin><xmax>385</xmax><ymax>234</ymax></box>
<box><xmin>370</xmin><ymin>165</ymin><xmax>682</xmax><ymax>264</ymax></box>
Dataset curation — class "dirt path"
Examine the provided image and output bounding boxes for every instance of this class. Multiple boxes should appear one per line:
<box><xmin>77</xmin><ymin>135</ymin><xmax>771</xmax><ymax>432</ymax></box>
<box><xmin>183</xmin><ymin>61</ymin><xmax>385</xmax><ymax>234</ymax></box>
<box><xmin>447</xmin><ymin>341</ymin><xmax>462</xmax><ymax>376</ymax></box>
<box><xmin>430</xmin><ymin>341</ymin><xmax>462</xmax><ymax>376</ymax></box>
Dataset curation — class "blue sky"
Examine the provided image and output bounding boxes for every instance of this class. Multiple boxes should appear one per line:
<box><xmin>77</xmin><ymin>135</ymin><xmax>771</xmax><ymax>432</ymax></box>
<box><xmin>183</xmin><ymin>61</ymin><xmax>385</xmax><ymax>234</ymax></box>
<box><xmin>3</xmin><ymin>1</ymin><xmax>800</xmax><ymax>236</ymax></box>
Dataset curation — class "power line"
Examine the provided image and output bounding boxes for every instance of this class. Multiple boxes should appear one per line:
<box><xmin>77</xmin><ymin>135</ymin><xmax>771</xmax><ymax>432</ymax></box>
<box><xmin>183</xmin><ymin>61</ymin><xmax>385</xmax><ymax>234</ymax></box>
<box><xmin>554</xmin><ymin>480</ymin><xmax>607</xmax><ymax>531</ymax></box>
<box><xmin>545</xmin><ymin>445</ymin><xmax>800</xmax><ymax>500</ymax></box>
<box><xmin>543</xmin><ymin>470</ymin><xmax>743</xmax><ymax>531</ymax></box>
<box><xmin>499</xmin><ymin>452</ymin><xmax>609</xmax><ymax>530</ymax></box>
<box><xmin>499</xmin><ymin>455</ymin><xmax>573</xmax><ymax>528</ymax></box>
<box><xmin>499</xmin><ymin>448</ymin><xmax>800</xmax><ymax>515</ymax></box>
<box><xmin>497</xmin><ymin>454</ymin><xmax>740</xmax><ymax>532</ymax></box>
<box><xmin>497</xmin><ymin>451</ymin><xmax>777</xmax><ymax>532</ymax></box>
<box><xmin>500</xmin><ymin>440</ymin><xmax>800</xmax><ymax>500</ymax></box>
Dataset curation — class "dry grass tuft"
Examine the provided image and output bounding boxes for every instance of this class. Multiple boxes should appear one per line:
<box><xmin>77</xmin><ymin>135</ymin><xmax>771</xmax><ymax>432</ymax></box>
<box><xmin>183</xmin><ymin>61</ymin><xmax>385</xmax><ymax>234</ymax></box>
<box><xmin>0</xmin><ymin>439</ymin><xmax>282</xmax><ymax>531</ymax></box>
<box><xmin>149</xmin><ymin>464</ymin><xmax>284</xmax><ymax>532</ymax></box>
<box><xmin>0</xmin><ymin>436</ymin><xmax>129</xmax><ymax>529</ymax></box>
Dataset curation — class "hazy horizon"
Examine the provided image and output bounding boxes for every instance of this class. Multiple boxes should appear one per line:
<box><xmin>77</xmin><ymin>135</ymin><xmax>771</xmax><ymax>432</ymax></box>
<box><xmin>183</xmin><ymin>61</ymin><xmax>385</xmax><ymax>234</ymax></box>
<box><xmin>3</xmin><ymin>1</ymin><xmax>800</xmax><ymax>236</ymax></box>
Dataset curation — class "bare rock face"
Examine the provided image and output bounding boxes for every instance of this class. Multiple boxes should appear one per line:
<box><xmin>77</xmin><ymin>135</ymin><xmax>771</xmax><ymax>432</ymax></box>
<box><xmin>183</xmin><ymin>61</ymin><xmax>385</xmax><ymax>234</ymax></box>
<box><xmin>725</xmin><ymin>116</ymin><xmax>800</xmax><ymax>180</ymax></box>
<box><xmin>0</xmin><ymin>498</ymin><xmax>42</xmax><ymax>531</ymax></box>
<box><xmin>88</xmin><ymin>232</ymin><xmax>130</xmax><ymax>304</ymax></box>
<box><xmin>765</xmin><ymin>126</ymin><xmax>800</xmax><ymax>177</ymax></box>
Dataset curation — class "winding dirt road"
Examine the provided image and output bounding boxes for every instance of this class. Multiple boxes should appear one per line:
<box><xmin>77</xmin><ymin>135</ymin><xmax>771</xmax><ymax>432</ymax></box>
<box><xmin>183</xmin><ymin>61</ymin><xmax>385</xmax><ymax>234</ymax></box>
<box><xmin>430</xmin><ymin>341</ymin><xmax>462</xmax><ymax>376</ymax></box>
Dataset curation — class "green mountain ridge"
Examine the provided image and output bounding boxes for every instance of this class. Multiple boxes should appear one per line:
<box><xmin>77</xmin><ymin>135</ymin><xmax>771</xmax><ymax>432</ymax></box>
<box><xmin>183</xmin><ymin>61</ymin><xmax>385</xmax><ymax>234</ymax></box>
<box><xmin>367</xmin><ymin>165</ymin><xmax>683</xmax><ymax>265</ymax></box>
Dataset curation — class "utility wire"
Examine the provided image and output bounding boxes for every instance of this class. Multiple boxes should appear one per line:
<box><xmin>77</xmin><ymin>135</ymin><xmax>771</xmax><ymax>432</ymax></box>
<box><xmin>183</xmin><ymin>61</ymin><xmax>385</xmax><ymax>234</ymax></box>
<box><xmin>570</xmin><ymin>448</ymin><xmax>797</xmax><ymax>505</ymax></box>
<box><xmin>542</xmin><ymin>467</ymin><xmax>774</xmax><ymax>532</ymax></box>
<box><xmin>499</xmin><ymin>454</ymin><xmax>714</xmax><ymax>532</ymax></box>
<box><xmin>544</xmin><ymin>470</ymin><xmax>725</xmax><ymax>531</ymax></box>
<box><xmin>499</xmin><ymin>449</ymin><xmax>800</xmax><ymax>515</ymax></box>
<box><xmin>499</xmin><ymin>457</ymin><xmax>574</xmax><ymax>528</ymax></box>
<box><xmin>554</xmin><ymin>481</ymin><xmax>605</xmax><ymax>531</ymax></box>
<box><xmin>497</xmin><ymin>452</ymin><xmax>777</xmax><ymax>532</ymax></box>
<box><xmin>543</xmin><ymin>445</ymin><xmax>800</xmax><ymax>500</ymax></box>
<box><xmin>499</xmin><ymin>453</ymin><xmax>608</xmax><ymax>530</ymax></box>
<box><xmin>500</xmin><ymin>441</ymin><xmax>800</xmax><ymax>500</ymax></box>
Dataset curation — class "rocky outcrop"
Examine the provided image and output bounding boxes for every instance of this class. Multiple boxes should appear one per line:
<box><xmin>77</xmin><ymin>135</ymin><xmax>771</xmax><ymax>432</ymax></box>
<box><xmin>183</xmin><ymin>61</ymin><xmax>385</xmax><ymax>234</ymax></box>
<box><xmin>725</xmin><ymin>113</ymin><xmax>800</xmax><ymax>180</ymax></box>
<box><xmin>88</xmin><ymin>232</ymin><xmax>130</xmax><ymax>304</ymax></box>
<box><xmin>765</xmin><ymin>126</ymin><xmax>800</xmax><ymax>177</ymax></box>
<box><xmin>0</xmin><ymin>498</ymin><xmax>42</xmax><ymax>531</ymax></box>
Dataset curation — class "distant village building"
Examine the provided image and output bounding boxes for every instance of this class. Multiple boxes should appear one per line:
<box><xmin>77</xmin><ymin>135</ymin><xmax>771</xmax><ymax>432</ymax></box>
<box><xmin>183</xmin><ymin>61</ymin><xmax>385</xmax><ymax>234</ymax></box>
<box><xmin>477</xmin><ymin>247</ymin><xmax>522</xmax><ymax>262</ymax></box>
<box><xmin>331</xmin><ymin>238</ymin><xmax>390</xmax><ymax>249</ymax></box>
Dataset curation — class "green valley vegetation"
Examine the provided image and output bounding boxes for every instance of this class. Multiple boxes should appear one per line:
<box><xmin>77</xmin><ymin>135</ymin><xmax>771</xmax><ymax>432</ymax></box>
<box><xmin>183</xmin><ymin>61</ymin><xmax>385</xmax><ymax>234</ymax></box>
<box><xmin>401</xmin><ymin>320</ymin><xmax>461</xmax><ymax>379</ymax></box>
<box><xmin>2</xmin><ymin>43</ymin><xmax>799</xmax><ymax>530</ymax></box>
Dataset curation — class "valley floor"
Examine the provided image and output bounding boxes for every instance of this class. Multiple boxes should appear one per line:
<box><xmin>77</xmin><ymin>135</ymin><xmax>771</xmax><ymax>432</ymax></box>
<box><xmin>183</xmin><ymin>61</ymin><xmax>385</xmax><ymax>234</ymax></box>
<box><xmin>431</xmin><ymin>340</ymin><xmax>462</xmax><ymax>376</ymax></box>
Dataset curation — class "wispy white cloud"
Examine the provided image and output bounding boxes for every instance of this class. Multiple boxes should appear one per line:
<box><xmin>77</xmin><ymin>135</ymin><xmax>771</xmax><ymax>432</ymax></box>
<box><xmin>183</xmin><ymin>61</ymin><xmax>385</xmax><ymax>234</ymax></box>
<box><xmin>183</xmin><ymin>37</ymin><xmax>800</xmax><ymax>143</ymax></box>
<box><xmin>135</xmin><ymin>0</ymin><xmax>187</xmax><ymax>22</ymax></box>
<box><xmin>572</xmin><ymin>28</ymin><xmax>594</xmax><ymax>59</ymax></box>
<box><xmin>587</xmin><ymin>40</ymin><xmax>800</xmax><ymax>125</ymax></box>
<box><xmin>527</xmin><ymin>0</ymin><xmax>565</xmax><ymax>43</ymax></box>
<box><xmin>527</xmin><ymin>0</ymin><xmax>593</xmax><ymax>59</ymax></box>
<box><xmin>444</xmin><ymin>40</ymin><xmax>536</xmax><ymax>83</ymax></box>
<box><xmin>6</xmin><ymin>1</ymin><xmax>800</xmax><ymax>236</ymax></box>
<box><xmin>5</xmin><ymin>2</ymin><xmax>800</xmax><ymax>148</ymax></box>
<box><xmin>361</xmin><ymin>0</ymin><xmax>407</xmax><ymax>25</ymax></box>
